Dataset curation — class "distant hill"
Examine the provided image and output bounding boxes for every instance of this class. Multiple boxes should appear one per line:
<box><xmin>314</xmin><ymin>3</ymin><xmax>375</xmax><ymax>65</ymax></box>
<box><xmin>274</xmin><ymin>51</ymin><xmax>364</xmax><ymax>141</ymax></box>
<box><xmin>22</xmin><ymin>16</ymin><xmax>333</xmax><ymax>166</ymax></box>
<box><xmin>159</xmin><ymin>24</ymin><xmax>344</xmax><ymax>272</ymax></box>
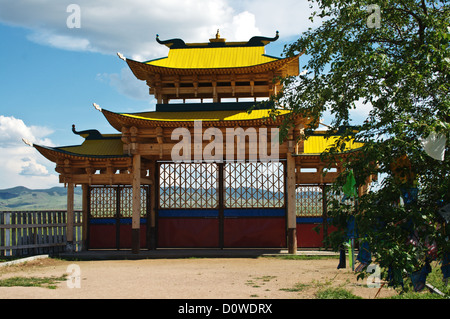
<box><xmin>0</xmin><ymin>186</ymin><xmax>82</xmax><ymax>211</ymax></box>
<box><xmin>0</xmin><ymin>185</ymin><xmax>312</xmax><ymax>211</ymax></box>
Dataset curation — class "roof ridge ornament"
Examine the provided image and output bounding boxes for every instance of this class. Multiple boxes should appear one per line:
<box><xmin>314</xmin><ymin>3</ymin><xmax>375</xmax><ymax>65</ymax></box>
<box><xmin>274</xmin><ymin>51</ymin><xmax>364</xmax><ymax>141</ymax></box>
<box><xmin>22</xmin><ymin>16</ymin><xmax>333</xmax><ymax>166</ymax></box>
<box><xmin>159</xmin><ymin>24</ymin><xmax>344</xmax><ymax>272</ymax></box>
<box><xmin>72</xmin><ymin>124</ymin><xmax>103</xmax><ymax>140</ymax></box>
<box><xmin>22</xmin><ymin>138</ymin><xmax>33</xmax><ymax>147</ymax></box>
<box><xmin>93</xmin><ymin>103</ymin><xmax>102</xmax><ymax>112</ymax></box>
<box><xmin>156</xmin><ymin>34</ymin><xmax>187</xmax><ymax>49</ymax></box>
<box><xmin>246</xmin><ymin>31</ymin><xmax>279</xmax><ymax>47</ymax></box>
<box><xmin>155</xmin><ymin>31</ymin><xmax>279</xmax><ymax>49</ymax></box>
<box><xmin>117</xmin><ymin>52</ymin><xmax>126</xmax><ymax>61</ymax></box>
<box><xmin>209</xmin><ymin>29</ymin><xmax>226</xmax><ymax>43</ymax></box>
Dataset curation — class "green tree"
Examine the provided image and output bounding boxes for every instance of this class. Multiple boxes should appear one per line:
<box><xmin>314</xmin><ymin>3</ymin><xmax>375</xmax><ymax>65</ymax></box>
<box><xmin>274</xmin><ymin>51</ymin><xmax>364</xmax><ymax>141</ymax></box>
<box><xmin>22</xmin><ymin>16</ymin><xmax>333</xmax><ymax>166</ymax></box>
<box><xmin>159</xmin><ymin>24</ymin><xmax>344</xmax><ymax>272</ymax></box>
<box><xmin>275</xmin><ymin>0</ymin><xmax>449</xmax><ymax>289</ymax></box>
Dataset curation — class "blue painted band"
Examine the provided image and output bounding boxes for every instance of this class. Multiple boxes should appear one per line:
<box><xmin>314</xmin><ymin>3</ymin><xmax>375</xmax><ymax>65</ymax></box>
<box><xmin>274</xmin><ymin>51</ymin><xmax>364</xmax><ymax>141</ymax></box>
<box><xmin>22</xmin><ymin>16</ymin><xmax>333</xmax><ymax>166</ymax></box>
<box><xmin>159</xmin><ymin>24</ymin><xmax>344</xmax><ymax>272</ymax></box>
<box><xmin>296</xmin><ymin>217</ymin><xmax>333</xmax><ymax>224</ymax></box>
<box><xmin>296</xmin><ymin>217</ymin><xmax>323</xmax><ymax>224</ymax></box>
<box><xmin>158</xmin><ymin>209</ymin><xmax>219</xmax><ymax>218</ymax></box>
<box><xmin>157</xmin><ymin>209</ymin><xmax>286</xmax><ymax>218</ymax></box>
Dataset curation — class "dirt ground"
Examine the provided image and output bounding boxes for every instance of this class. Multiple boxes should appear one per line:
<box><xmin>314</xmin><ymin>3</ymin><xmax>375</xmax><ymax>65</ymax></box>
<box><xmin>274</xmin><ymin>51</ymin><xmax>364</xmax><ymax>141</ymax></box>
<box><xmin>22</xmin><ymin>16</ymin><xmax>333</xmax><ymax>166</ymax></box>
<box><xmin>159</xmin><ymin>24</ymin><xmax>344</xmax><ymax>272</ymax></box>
<box><xmin>0</xmin><ymin>256</ymin><xmax>399</xmax><ymax>300</ymax></box>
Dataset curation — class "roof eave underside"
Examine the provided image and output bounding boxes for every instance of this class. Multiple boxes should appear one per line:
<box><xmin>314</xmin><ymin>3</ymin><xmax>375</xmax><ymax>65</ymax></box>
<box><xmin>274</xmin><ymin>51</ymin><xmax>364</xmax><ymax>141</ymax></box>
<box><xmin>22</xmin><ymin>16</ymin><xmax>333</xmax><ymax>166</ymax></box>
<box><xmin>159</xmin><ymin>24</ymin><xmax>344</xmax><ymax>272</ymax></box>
<box><xmin>101</xmin><ymin>109</ymin><xmax>304</xmax><ymax>132</ymax></box>
<box><xmin>33</xmin><ymin>144</ymin><xmax>130</xmax><ymax>163</ymax></box>
<box><xmin>126</xmin><ymin>55</ymin><xmax>299</xmax><ymax>79</ymax></box>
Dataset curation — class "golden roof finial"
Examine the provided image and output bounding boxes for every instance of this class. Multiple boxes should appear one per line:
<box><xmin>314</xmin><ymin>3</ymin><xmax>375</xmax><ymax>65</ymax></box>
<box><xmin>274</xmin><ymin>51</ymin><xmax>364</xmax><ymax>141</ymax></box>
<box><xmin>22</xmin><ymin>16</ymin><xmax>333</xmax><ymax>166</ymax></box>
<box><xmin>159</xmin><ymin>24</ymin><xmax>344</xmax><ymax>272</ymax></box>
<box><xmin>210</xmin><ymin>29</ymin><xmax>226</xmax><ymax>43</ymax></box>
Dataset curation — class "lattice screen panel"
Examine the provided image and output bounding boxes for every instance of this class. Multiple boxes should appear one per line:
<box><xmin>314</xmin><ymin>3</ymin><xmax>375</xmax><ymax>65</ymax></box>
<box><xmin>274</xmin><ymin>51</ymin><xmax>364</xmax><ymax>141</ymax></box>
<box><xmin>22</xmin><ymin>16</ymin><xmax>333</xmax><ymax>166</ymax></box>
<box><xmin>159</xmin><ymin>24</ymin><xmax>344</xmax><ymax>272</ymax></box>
<box><xmin>296</xmin><ymin>185</ymin><xmax>356</xmax><ymax>217</ymax></box>
<box><xmin>326</xmin><ymin>188</ymin><xmax>355</xmax><ymax>212</ymax></box>
<box><xmin>90</xmin><ymin>187</ymin><xmax>117</xmax><ymax>218</ymax></box>
<box><xmin>90</xmin><ymin>186</ymin><xmax>148</xmax><ymax>218</ymax></box>
<box><xmin>119</xmin><ymin>187</ymin><xmax>148</xmax><ymax>218</ymax></box>
<box><xmin>296</xmin><ymin>185</ymin><xmax>323</xmax><ymax>217</ymax></box>
<box><xmin>159</xmin><ymin>163</ymin><xmax>218</xmax><ymax>209</ymax></box>
<box><xmin>224</xmin><ymin>162</ymin><xmax>285</xmax><ymax>208</ymax></box>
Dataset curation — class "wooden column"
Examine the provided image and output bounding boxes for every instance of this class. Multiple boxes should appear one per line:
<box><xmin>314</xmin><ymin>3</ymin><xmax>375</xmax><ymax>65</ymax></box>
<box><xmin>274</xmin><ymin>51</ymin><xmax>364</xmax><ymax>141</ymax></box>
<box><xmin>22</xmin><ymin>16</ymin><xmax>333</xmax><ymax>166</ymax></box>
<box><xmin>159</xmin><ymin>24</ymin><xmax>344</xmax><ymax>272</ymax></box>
<box><xmin>81</xmin><ymin>184</ymin><xmax>89</xmax><ymax>251</ymax></box>
<box><xmin>66</xmin><ymin>182</ymin><xmax>75</xmax><ymax>252</ymax></box>
<box><xmin>322</xmin><ymin>184</ymin><xmax>328</xmax><ymax>247</ymax></box>
<box><xmin>132</xmin><ymin>154</ymin><xmax>141</xmax><ymax>254</ymax></box>
<box><xmin>218</xmin><ymin>162</ymin><xmax>224</xmax><ymax>249</ymax></box>
<box><xmin>149</xmin><ymin>160</ymin><xmax>157</xmax><ymax>250</ymax></box>
<box><xmin>286</xmin><ymin>153</ymin><xmax>297</xmax><ymax>254</ymax></box>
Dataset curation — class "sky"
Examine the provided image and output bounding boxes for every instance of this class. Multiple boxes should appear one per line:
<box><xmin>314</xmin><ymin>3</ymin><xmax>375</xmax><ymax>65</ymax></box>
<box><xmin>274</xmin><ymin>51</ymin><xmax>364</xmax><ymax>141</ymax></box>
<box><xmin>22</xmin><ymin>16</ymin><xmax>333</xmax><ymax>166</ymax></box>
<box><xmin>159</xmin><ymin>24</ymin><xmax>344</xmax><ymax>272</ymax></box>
<box><xmin>0</xmin><ymin>0</ymin><xmax>372</xmax><ymax>190</ymax></box>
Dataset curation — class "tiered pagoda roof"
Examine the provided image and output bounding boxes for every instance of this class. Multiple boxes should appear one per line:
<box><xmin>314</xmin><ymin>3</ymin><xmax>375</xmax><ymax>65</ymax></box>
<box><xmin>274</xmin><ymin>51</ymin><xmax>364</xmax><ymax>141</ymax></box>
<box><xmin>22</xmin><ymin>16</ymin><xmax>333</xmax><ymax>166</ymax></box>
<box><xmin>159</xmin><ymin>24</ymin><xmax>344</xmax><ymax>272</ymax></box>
<box><xmin>33</xmin><ymin>126</ymin><xmax>126</xmax><ymax>162</ymax></box>
<box><xmin>134</xmin><ymin>30</ymin><xmax>295</xmax><ymax>71</ymax></box>
<box><xmin>125</xmin><ymin>31</ymin><xmax>299</xmax><ymax>103</ymax></box>
<box><xmin>28</xmin><ymin>31</ymin><xmax>363</xmax><ymax>173</ymax></box>
<box><xmin>32</xmin><ymin>121</ymin><xmax>363</xmax><ymax>163</ymax></box>
<box><xmin>100</xmin><ymin>107</ymin><xmax>293</xmax><ymax>130</ymax></box>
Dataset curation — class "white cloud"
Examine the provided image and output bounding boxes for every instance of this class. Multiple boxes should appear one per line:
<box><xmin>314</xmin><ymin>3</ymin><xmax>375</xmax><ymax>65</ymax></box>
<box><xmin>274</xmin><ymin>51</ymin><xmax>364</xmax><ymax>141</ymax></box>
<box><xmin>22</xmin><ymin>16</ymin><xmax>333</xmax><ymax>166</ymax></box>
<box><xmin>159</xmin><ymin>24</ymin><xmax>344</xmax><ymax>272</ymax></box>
<box><xmin>97</xmin><ymin>67</ymin><xmax>150</xmax><ymax>101</ymax></box>
<box><xmin>0</xmin><ymin>0</ymin><xmax>234</xmax><ymax>58</ymax></box>
<box><xmin>19</xmin><ymin>157</ymin><xmax>50</xmax><ymax>176</ymax></box>
<box><xmin>28</xmin><ymin>31</ymin><xmax>91</xmax><ymax>51</ymax></box>
<box><xmin>230</xmin><ymin>0</ymin><xmax>322</xmax><ymax>38</ymax></box>
<box><xmin>201</xmin><ymin>10</ymin><xmax>263</xmax><ymax>42</ymax></box>
<box><xmin>224</xmin><ymin>11</ymin><xmax>262</xmax><ymax>40</ymax></box>
<box><xmin>0</xmin><ymin>0</ymin><xmax>317</xmax><ymax>60</ymax></box>
<box><xmin>0</xmin><ymin>0</ymin><xmax>319</xmax><ymax>105</ymax></box>
<box><xmin>349</xmin><ymin>99</ymin><xmax>373</xmax><ymax>124</ymax></box>
<box><xmin>0</xmin><ymin>0</ymin><xmax>320</xmax><ymax>189</ymax></box>
<box><xmin>0</xmin><ymin>116</ymin><xmax>58</xmax><ymax>189</ymax></box>
<box><xmin>0</xmin><ymin>115</ymin><xmax>54</xmax><ymax>146</ymax></box>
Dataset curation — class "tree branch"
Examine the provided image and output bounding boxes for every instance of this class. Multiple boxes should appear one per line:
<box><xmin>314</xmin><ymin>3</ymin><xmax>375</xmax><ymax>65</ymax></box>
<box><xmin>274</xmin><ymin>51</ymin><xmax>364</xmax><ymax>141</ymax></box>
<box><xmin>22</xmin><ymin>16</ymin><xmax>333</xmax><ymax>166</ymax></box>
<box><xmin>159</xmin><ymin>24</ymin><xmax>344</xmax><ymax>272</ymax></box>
<box><xmin>421</xmin><ymin>0</ymin><xmax>428</xmax><ymax>16</ymax></box>
<box><xmin>396</xmin><ymin>2</ymin><xmax>426</xmax><ymax>44</ymax></box>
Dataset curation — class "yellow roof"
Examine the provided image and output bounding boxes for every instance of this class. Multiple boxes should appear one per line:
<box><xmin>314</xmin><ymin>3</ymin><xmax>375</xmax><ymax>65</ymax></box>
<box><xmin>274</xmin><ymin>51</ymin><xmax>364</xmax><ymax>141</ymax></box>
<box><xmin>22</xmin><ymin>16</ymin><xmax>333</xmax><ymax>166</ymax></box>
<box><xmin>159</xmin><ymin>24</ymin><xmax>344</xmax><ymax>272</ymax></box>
<box><xmin>303</xmin><ymin>135</ymin><xmax>364</xmax><ymax>154</ymax></box>
<box><xmin>121</xmin><ymin>109</ymin><xmax>290</xmax><ymax>122</ymax></box>
<box><xmin>58</xmin><ymin>138</ymin><xmax>124</xmax><ymax>156</ymax></box>
<box><xmin>146</xmin><ymin>46</ymin><xmax>279</xmax><ymax>69</ymax></box>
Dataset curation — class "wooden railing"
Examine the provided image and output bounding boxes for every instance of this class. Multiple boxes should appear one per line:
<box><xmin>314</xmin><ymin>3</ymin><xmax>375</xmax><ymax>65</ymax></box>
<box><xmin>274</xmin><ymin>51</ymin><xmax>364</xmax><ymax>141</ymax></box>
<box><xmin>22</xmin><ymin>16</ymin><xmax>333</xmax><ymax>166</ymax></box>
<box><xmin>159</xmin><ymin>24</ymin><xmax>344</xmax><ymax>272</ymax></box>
<box><xmin>0</xmin><ymin>211</ymin><xmax>83</xmax><ymax>257</ymax></box>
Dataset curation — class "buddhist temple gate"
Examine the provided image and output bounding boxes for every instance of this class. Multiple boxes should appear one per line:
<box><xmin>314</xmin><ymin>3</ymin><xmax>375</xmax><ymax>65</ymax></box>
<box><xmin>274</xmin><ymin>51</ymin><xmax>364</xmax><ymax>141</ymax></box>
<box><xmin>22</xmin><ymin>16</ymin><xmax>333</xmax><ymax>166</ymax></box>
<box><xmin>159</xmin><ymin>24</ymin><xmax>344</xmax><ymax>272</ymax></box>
<box><xmin>28</xmin><ymin>31</ymin><xmax>365</xmax><ymax>254</ymax></box>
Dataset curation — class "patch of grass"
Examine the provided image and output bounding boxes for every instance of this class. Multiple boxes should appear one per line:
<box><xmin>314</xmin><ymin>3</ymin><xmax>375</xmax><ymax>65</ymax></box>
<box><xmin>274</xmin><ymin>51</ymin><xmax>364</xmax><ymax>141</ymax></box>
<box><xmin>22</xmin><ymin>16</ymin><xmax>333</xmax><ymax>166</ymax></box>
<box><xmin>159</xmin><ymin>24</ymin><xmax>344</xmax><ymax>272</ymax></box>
<box><xmin>385</xmin><ymin>291</ymin><xmax>447</xmax><ymax>299</ymax></box>
<box><xmin>245</xmin><ymin>279</ymin><xmax>259</xmax><ymax>288</ymax></box>
<box><xmin>254</xmin><ymin>275</ymin><xmax>276</xmax><ymax>282</ymax></box>
<box><xmin>425</xmin><ymin>265</ymin><xmax>450</xmax><ymax>296</ymax></box>
<box><xmin>380</xmin><ymin>264</ymin><xmax>449</xmax><ymax>299</ymax></box>
<box><xmin>280</xmin><ymin>282</ymin><xmax>310</xmax><ymax>292</ymax></box>
<box><xmin>316</xmin><ymin>287</ymin><xmax>363</xmax><ymax>299</ymax></box>
<box><xmin>0</xmin><ymin>274</ymin><xmax>67</xmax><ymax>289</ymax></box>
<box><xmin>246</xmin><ymin>275</ymin><xmax>277</xmax><ymax>288</ymax></box>
<box><xmin>263</xmin><ymin>254</ymin><xmax>339</xmax><ymax>260</ymax></box>
<box><xmin>281</xmin><ymin>276</ymin><xmax>335</xmax><ymax>294</ymax></box>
